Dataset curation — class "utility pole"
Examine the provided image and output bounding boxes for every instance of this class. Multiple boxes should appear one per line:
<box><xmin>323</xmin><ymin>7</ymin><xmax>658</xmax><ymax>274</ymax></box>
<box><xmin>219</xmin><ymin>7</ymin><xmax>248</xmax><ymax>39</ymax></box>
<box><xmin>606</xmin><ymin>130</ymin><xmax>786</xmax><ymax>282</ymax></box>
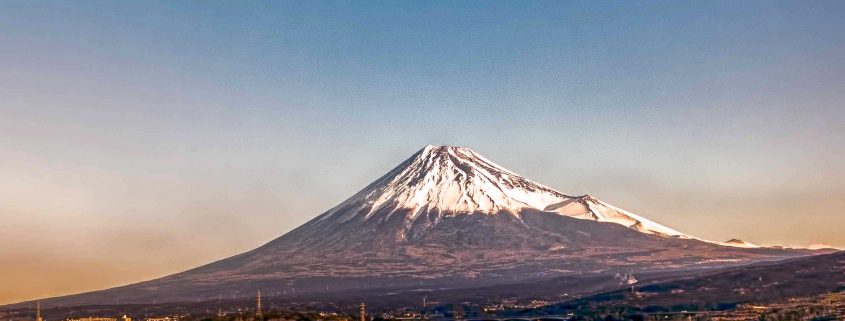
<box><xmin>35</xmin><ymin>300</ymin><xmax>42</xmax><ymax>321</ymax></box>
<box><xmin>255</xmin><ymin>290</ymin><xmax>263</xmax><ymax>320</ymax></box>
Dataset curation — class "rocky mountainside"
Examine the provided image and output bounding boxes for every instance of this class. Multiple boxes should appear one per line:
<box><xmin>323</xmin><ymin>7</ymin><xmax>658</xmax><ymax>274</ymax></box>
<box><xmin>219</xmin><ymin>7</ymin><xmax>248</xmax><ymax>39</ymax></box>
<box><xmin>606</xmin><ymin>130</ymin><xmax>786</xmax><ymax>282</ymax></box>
<box><xmin>16</xmin><ymin>145</ymin><xmax>817</xmax><ymax>307</ymax></box>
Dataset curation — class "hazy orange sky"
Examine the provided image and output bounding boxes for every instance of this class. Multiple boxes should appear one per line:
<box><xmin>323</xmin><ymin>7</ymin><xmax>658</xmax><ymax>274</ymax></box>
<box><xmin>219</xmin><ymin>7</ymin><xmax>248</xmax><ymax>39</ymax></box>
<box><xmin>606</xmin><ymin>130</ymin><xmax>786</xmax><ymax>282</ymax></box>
<box><xmin>2</xmin><ymin>1</ymin><xmax>844</xmax><ymax>305</ymax></box>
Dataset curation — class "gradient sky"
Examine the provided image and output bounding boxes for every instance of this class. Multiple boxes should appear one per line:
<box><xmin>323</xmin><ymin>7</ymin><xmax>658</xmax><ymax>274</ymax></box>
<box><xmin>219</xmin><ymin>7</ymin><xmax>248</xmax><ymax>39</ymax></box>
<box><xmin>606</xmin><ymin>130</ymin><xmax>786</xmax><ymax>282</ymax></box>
<box><xmin>1</xmin><ymin>0</ymin><xmax>844</xmax><ymax>305</ymax></box>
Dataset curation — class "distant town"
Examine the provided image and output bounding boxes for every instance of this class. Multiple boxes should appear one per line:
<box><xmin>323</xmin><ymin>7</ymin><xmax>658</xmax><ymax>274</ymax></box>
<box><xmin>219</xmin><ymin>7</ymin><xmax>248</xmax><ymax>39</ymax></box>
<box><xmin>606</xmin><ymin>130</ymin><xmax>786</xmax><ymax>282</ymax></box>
<box><xmin>3</xmin><ymin>289</ymin><xmax>843</xmax><ymax>321</ymax></box>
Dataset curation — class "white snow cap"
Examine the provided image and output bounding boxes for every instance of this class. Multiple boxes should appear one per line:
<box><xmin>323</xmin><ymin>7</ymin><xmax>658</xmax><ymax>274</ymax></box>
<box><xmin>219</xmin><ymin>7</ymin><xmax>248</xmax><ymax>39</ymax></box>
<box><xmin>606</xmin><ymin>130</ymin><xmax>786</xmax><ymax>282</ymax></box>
<box><xmin>323</xmin><ymin>145</ymin><xmax>692</xmax><ymax>238</ymax></box>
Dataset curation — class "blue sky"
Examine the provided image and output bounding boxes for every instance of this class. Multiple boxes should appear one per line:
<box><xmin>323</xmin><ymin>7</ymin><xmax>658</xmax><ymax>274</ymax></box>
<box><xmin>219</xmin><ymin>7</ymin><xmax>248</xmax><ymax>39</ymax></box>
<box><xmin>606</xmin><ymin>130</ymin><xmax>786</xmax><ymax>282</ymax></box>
<box><xmin>1</xmin><ymin>0</ymin><xmax>844</xmax><ymax>303</ymax></box>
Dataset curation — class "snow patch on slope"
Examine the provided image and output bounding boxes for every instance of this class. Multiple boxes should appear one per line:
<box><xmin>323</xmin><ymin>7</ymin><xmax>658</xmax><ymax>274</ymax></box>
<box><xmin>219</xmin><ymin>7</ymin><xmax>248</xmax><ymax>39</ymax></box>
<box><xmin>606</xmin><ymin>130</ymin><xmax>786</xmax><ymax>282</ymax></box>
<box><xmin>545</xmin><ymin>195</ymin><xmax>689</xmax><ymax>238</ymax></box>
<box><xmin>722</xmin><ymin>239</ymin><xmax>760</xmax><ymax>248</ymax></box>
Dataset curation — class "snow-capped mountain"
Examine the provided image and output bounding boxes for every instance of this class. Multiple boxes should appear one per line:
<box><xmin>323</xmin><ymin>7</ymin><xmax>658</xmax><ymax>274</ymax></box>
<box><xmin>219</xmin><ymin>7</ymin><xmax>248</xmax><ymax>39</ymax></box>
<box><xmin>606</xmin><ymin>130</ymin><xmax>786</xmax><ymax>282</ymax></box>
<box><xmin>22</xmin><ymin>145</ymin><xmax>816</xmax><ymax>308</ymax></box>
<box><xmin>321</xmin><ymin>145</ymin><xmax>690</xmax><ymax>239</ymax></box>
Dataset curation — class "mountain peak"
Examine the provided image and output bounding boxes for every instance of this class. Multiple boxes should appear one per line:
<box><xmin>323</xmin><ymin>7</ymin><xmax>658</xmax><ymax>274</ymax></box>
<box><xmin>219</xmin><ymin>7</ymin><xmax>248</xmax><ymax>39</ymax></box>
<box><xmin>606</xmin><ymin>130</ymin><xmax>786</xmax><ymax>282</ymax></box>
<box><xmin>416</xmin><ymin>145</ymin><xmax>504</xmax><ymax>169</ymax></box>
<box><xmin>422</xmin><ymin>144</ymin><xmax>470</xmax><ymax>151</ymax></box>
<box><xmin>321</xmin><ymin>145</ymin><xmax>570</xmax><ymax>222</ymax></box>
<box><xmin>318</xmin><ymin>145</ymin><xmax>692</xmax><ymax>239</ymax></box>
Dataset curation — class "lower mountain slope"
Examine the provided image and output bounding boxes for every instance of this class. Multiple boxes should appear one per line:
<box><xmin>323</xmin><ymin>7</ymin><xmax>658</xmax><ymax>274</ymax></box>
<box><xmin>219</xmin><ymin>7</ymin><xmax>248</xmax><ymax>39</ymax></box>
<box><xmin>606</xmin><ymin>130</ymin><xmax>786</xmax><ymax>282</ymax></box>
<box><xmin>529</xmin><ymin>250</ymin><xmax>845</xmax><ymax>313</ymax></box>
<box><xmin>23</xmin><ymin>210</ymin><xmax>811</xmax><ymax>307</ymax></box>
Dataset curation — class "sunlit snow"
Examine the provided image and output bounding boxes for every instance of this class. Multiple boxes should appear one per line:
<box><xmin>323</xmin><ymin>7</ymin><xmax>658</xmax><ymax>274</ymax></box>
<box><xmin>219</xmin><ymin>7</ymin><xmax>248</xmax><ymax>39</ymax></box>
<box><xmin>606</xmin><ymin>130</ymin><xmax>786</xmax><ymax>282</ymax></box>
<box><xmin>320</xmin><ymin>145</ymin><xmax>693</xmax><ymax>239</ymax></box>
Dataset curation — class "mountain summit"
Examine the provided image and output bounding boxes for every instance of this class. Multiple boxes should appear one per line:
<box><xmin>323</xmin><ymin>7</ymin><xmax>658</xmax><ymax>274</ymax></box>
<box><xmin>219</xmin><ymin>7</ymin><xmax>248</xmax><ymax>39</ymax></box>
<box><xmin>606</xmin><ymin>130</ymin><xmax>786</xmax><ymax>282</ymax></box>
<box><xmin>323</xmin><ymin>145</ymin><xmax>567</xmax><ymax>218</ymax></box>
<box><xmin>321</xmin><ymin>145</ymin><xmax>688</xmax><ymax>238</ymax></box>
<box><xmin>22</xmin><ymin>145</ymin><xmax>814</xmax><ymax>307</ymax></box>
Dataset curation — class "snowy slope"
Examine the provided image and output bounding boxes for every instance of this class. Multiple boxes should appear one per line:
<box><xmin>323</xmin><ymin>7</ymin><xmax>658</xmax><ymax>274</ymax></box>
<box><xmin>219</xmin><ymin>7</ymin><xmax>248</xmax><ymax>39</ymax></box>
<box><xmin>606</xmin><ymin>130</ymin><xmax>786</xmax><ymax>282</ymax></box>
<box><xmin>319</xmin><ymin>145</ymin><xmax>692</xmax><ymax>238</ymax></box>
<box><xmin>544</xmin><ymin>195</ymin><xmax>689</xmax><ymax>238</ymax></box>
